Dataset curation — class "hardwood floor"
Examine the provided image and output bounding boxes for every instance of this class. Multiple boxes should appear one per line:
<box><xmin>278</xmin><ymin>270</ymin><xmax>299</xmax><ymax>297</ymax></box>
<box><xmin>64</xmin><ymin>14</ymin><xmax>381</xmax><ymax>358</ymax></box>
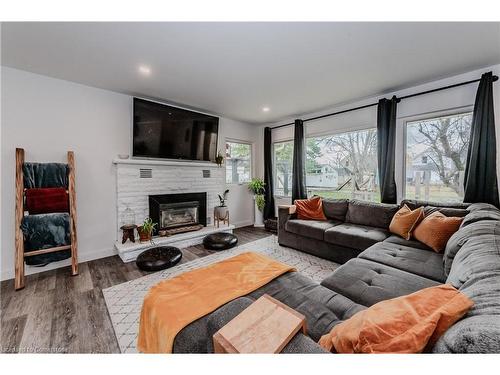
<box><xmin>0</xmin><ymin>226</ymin><xmax>271</xmax><ymax>353</ymax></box>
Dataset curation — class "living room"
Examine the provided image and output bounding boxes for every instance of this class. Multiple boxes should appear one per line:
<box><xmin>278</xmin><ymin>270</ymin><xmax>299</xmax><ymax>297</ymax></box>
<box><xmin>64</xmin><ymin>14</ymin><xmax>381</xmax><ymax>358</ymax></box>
<box><xmin>1</xmin><ymin>1</ymin><xmax>500</xmax><ymax>373</ymax></box>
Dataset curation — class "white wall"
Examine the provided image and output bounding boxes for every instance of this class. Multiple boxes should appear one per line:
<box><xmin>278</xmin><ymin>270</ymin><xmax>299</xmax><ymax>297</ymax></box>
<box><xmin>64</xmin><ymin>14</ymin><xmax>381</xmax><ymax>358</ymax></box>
<box><xmin>0</xmin><ymin>67</ymin><xmax>257</xmax><ymax>280</ymax></box>
<box><xmin>219</xmin><ymin>118</ymin><xmax>260</xmax><ymax>228</ymax></box>
<box><xmin>257</xmin><ymin>64</ymin><xmax>500</xmax><ymax>209</ymax></box>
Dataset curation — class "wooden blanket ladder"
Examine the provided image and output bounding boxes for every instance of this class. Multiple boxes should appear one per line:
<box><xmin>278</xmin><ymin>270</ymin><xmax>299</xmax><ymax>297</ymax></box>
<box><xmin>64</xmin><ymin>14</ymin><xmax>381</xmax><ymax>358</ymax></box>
<box><xmin>15</xmin><ymin>148</ymin><xmax>79</xmax><ymax>290</ymax></box>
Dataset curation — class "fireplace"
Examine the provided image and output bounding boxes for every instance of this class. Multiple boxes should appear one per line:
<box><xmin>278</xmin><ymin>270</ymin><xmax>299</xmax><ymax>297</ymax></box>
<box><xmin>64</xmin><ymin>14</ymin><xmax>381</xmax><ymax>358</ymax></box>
<box><xmin>149</xmin><ymin>192</ymin><xmax>207</xmax><ymax>235</ymax></box>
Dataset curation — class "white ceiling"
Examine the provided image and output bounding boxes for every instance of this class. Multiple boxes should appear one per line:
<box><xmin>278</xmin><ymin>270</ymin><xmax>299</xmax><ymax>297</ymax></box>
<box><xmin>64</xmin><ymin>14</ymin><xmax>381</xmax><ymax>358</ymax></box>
<box><xmin>2</xmin><ymin>22</ymin><xmax>500</xmax><ymax>124</ymax></box>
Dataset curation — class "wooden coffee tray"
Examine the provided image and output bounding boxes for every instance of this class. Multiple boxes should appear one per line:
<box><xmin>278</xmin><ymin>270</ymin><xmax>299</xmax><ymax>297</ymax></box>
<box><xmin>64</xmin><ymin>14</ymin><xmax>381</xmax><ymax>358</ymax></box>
<box><xmin>213</xmin><ymin>294</ymin><xmax>306</xmax><ymax>353</ymax></box>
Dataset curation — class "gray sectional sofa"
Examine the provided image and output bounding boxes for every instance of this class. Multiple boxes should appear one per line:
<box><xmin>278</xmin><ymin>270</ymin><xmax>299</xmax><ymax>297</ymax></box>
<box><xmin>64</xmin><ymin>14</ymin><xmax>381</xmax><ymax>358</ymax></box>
<box><xmin>172</xmin><ymin>199</ymin><xmax>500</xmax><ymax>353</ymax></box>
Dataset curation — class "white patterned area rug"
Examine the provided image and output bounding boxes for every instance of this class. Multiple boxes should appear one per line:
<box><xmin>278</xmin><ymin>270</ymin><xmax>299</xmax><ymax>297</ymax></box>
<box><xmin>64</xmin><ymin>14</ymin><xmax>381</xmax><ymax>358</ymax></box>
<box><xmin>102</xmin><ymin>235</ymin><xmax>340</xmax><ymax>353</ymax></box>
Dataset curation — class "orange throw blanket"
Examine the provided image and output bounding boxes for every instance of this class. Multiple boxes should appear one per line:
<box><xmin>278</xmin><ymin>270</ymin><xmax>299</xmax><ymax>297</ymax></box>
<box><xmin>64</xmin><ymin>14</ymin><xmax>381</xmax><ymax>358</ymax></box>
<box><xmin>137</xmin><ymin>252</ymin><xmax>295</xmax><ymax>353</ymax></box>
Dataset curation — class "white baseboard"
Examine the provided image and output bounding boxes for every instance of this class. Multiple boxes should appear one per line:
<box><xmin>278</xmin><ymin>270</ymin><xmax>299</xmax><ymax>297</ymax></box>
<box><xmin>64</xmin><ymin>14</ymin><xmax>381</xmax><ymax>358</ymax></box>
<box><xmin>0</xmin><ymin>246</ymin><xmax>117</xmax><ymax>281</ymax></box>
<box><xmin>232</xmin><ymin>220</ymin><xmax>253</xmax><ymax>228</ymax></box>
<box><xmin>1</xmin><ymin>221</ymin><xmax>256</xmax><ymax>281</ymax></box>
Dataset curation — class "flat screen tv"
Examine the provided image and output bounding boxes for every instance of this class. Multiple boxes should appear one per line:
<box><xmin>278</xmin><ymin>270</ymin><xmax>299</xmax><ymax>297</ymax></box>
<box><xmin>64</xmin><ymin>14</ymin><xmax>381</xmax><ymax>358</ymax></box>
<box><xmin>132</xmin><ymin>98</ymin><xmax>219</xmax><ymax>161</ymax></box>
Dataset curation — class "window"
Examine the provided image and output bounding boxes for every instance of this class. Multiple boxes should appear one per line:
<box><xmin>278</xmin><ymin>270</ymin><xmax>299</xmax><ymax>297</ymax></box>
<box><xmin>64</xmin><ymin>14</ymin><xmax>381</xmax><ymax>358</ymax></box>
<box><xmin>225</xmin><ymin>141</ymin><xmax>251</xmax><ymax>184</ymax></box>
<box><xmin>405</xmin><ymin>112</ymin><xmax>472</xmax><ymax>203</ymax></box>
<box><xmin>306</xmin><ymin>128</ymin><xmax>379</xmax><ymax>201</ymax></box>
<box><xmin>273</xmin><ymin>141</ymin><xmax>294</xmax><ymax>196</ymax></box>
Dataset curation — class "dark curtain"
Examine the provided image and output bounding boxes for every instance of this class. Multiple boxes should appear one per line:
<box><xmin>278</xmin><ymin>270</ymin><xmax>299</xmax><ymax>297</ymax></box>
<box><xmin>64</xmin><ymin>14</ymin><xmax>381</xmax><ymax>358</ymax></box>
<box><xmin>463</xmin><ymin>72</ymin><xmax>499</xmax><ymax>207</ymax></box>
<box><xmin>263</xmin><ymin>127</ymin><xmax>276</xmax><ymax>219</ymax></box>
<box><xmin>292</xmin><ymin>119</ymin><xmax>307</xmax><ymax>202</ymax></box>
<box><xmin>377</xmin><ymin>96</ymin><xmax>398</xmax><ymax>204</ymax></box>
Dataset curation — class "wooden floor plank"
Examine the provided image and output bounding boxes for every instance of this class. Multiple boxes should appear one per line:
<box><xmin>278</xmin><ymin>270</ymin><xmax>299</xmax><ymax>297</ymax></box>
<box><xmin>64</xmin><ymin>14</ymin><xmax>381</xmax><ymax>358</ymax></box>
<box><xmin>1</xmin><ymin>315</ymin><xmax>28</xmax><ymax>353</ymax></box>
<box><xmin>1</xmin><ymin>226</ymin><xmax>271</xmax><ymax>353</ymax></box>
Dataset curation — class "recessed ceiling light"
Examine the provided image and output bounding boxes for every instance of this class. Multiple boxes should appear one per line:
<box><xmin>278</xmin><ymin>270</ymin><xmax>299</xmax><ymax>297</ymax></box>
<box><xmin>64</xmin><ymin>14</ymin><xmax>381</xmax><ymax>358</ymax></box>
<box><xmin>138</xmin><ymin>65</ymin><xmax>152</xmax><ymax>76</ymax></box>
<box><xmin>262</xmin><ymin>107</ymin><xmax>270</xmax><ymax>112</ymax></box>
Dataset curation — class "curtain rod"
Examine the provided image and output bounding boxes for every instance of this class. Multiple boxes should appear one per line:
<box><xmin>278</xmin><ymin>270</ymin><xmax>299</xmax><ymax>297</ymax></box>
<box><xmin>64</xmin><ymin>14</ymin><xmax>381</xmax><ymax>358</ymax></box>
<box><xmin>270</xmin><ymin>74</ymin><xmax>499</xmax><ymax>130</ymax></box>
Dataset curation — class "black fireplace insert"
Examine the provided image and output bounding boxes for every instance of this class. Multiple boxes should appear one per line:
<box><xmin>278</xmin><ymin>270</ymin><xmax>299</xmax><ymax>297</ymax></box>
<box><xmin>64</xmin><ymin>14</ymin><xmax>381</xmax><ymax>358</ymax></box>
<box><xmin>149</xmin><ymin>192</ymin><xmax>207</xmax><ymax>235</ymax></box>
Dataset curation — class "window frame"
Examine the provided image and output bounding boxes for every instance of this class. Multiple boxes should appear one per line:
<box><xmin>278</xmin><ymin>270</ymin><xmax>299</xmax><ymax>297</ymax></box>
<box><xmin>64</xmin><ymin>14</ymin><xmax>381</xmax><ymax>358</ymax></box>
<box><xmin>224</xmin><ymin>139</ymin><xmax>253</xmax><ymax>185</ymax></box>
<box><xmin>304</xmin><ymin>126</ymin><xmax>379</xmax><ymax>201</ymax></box>
<box><xmin>272</xmin><ymin>139</ymin><xmax>294</xmax><ymax>198</ymax></box>
<box><xmin>401</xmin><ymin>107</ymin><xmax>474</xmax><ymax>203</ymax></box>
<box><xmin>271</xmin><ymin>124</ymin><xmax>377</xmax><ymax>199</ymax></box>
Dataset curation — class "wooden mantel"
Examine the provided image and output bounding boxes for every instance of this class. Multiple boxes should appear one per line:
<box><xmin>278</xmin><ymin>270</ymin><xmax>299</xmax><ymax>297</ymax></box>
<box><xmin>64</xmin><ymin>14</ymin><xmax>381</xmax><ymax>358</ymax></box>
<box><xmin>112</xmin><ymin>158</ymin><xmax>221</xmax><ymax>168</ymax></box>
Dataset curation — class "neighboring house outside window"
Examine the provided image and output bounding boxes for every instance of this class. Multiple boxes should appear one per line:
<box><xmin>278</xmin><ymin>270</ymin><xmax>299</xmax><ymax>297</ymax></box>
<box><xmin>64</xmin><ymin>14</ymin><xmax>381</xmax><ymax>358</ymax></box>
<box><xmin>405</xmin><ymin>112</ymin><xmax>472</xmax><ymax>203</ymax></box>
<box><xmin>306</xmin><ymin>128</ymin><xmax>379</xmax><ymax>202</ymax></box>
<box><xmin>225</xmin><ymin>141</ymin><xmax>252</xmax><ymax>184</ymax></box>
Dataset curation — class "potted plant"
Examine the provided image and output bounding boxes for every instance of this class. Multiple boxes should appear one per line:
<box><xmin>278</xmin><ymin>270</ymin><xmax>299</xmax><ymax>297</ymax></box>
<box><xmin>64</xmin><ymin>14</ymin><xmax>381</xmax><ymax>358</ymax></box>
<box><xmin>214</xmin><ymin>189</ymin><xmax>230</xmax><ymax>220</ymax></box>
<box><xmin>137</xmin><ymin>217</ymin><xmax>157</xmax><ymax>243</ymax></box>
<box><xmin>248</xmin><ymin>178</ymin><xmax>266</xmax><ymax>227</ymax></box>
<box><xmin>215</xmin><ymin>150</ymin><xmax>224</xmax><ymax>167</ymax></box>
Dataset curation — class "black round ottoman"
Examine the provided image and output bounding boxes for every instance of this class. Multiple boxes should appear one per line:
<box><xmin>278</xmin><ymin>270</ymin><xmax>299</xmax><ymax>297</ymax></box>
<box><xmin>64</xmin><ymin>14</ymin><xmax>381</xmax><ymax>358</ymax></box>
<box><xmin>136</xmin><ymin>246</ymin><xmax>182</xmax><ymax>272</ymax></box>
<box><xmin>203</xmin><ymin>232</ymin><xmax>238</xmax><ymax>250</ymax></box>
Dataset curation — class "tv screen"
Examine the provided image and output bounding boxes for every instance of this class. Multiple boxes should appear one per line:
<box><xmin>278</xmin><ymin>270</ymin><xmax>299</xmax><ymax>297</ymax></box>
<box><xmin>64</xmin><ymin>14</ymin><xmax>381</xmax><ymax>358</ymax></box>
<box><xmin>133</xmin><ymin>98</ymin><xmax>219</xmax><ymax>161</ymax></box>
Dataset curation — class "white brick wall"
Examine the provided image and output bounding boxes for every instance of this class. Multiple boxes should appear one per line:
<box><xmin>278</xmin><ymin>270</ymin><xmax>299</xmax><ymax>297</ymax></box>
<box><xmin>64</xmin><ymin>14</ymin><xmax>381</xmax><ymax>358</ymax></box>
<box><xmin>115</xmin><ymin>161</ymin><xmax>225</xmax><ymax>240</ymax></box>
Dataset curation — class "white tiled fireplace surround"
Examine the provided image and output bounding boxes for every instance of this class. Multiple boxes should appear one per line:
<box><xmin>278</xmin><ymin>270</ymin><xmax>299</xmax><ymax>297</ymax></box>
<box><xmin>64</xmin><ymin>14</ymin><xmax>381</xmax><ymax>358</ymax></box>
<box><xmin>113</xmin><ymin>158</ymin><xmax>234</xmax><ymax>262</ymax></box>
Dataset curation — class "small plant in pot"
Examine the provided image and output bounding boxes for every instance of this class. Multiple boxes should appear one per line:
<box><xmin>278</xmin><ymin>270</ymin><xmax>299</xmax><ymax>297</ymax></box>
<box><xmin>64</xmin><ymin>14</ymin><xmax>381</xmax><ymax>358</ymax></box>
<box><xmin>215</xmin><ymin>150</ymin><xmax>224</xmax><ymax>167</ymax></box>
<box><xmin>214</xmin><ymin>189</ymin><xmax>230</xmax><ymax>220</ymax></box>
<box><xmin>138</xmin><ymin>217</ymin><xmax>157</xmax><ymax>243</ymax></box>
<box><xmin>248</xmin><ymin>178</ymin><xmax>266</xmax><ymax>227</ymax></box>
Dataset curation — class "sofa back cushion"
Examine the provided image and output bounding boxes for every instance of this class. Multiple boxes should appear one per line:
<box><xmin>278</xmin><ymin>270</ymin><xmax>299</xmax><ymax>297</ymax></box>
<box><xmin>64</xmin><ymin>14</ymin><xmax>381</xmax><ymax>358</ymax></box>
<box><xmin>435</xmin><ymin>213</ymin><xmax>500</xmax><ymax>353</ymax></box>
<box><xmin>346</xmin><ymin>200</ymin><xmax>399</xmax><ymax>229</ymax></box>
<box><xmin>446</xmin><ymin>220</ymin><xmax>500</xmax><ymax>288</ymax></box>
<box><xmin>444</xmin><ymin>220</ymin><xmax>500</xmax><ymax>276</ymax></box>
<box><xmin>322</xmin><ymin>199</ymin><xmax>349</xmax><ymax>221</ymax></box>
<box><xmin>401</xmin><ymin>199</ymin><xmax>470</xmax><ymax>211</ymax></box>
<box><xmin>461</xmin><ymin>210</ymin><xmax>500</xmax><ymax>228</ymax></box>
<box><xmin>400</xmin><ymin>199</ymin><xmax>469</xmax><ymax>218</ymax></box>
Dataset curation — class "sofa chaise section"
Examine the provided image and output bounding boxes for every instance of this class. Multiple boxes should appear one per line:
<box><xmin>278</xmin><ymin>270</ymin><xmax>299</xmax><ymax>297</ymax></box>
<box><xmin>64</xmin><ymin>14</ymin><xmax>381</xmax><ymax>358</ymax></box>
<box><xmin>173</xmin><ymin>271</ymin><xmax>365</xmax><ymax>353</ymax></box>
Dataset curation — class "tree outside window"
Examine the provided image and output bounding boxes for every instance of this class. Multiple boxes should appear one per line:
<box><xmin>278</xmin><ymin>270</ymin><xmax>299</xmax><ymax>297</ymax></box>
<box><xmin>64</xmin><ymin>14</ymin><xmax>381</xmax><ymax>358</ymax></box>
<box><xmin>225</xmin><ymin>142</ymin><xmax>251</xmax><ymax>184</ymax></box>
<box><xmin>273</xmin><ymin>141</ymin><xmax>294</xmax><ymax>196</ymax></box>
<box><xmin>405</xmin><ymin>112</ymin><xmax>472</xmax><ymax>202</ymax></box>
<box><xmin>306</xmin><ymin>129</ymin><xmax>379</xmax><ymax>202</ymax></box>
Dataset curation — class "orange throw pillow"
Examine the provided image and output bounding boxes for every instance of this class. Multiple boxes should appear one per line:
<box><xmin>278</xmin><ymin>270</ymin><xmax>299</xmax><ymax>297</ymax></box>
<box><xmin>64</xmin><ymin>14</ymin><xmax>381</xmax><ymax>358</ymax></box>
<box><xmin>413</xmin><ymin>211</ymin><xmax>463</xmax><ymax>253</ymax></box>
<box><xmin>389</xmin><ymin>204</ymin><xmax>425</xmax><ymax>240</ymax></box>
<box><xmin>294</xmin><ymin>196</ymin><xmax>327</xmax><ymax>221</ymax></box>
<box><xmin>318</xmin><ymin>284</ymin><xmax>473</xmax><ymax>353</ymax></box>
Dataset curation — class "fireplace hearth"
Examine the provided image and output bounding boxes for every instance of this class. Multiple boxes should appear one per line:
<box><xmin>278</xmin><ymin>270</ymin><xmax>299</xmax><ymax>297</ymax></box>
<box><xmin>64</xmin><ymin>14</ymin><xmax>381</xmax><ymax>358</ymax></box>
<box><xmin>149</xmin><ymin>192</ymin><xmax>207</xmax><ymax>235</ymax></box>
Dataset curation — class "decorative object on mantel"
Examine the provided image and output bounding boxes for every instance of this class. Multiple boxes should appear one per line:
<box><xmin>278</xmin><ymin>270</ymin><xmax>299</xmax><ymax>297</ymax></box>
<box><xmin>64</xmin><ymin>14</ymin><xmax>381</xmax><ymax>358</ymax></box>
<box><xmin>138</xmin><ymin>217</ymin><xmax>157</xmax><ymax>243</ymax></box>
<box><xmin>248</xmin><ymin>178</ymin><xmax>266</xmax><ymax>227</ymax></box>
<box><xmin>214</xmin><ymin>189</ymin><xmax>230</xmax><ymax>227</ymax></box>
<box><xmin>215</xmin><ymin>150</ymin><xmax>224</xmax><ymax>167</ymax></box>
<box><xmin>203</xmin><ymin>232</ymin><xmax>238</xmax><ymax>251</ymax></box>
<box><xmin>117</xmin><ymin>154</ymin><xmax>129</xmax><ymax>159</ymax></box>
<box><xmin>121</xmin><ymin>224</ymin><xmax>137</xmax><ymax>244</ymax></box>
<box><xmin>135</xmin><ymin>246</ymin><xmax>182</xmax><ymax>272</ymax></box>
<box><xmin>14</xmin><ymin>148</ymin><xmax>79</xmax><ymax>290</ymax></box>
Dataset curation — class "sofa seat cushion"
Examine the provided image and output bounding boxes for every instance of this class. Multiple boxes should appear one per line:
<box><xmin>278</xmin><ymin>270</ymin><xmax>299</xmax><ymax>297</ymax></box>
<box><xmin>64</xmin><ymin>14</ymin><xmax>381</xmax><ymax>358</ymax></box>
<box><xmin>324</xmin><ymin>223</ymin><xmax>390</xmax><ymax>250</ymax></box>
<box><xmin>320</xmin><ymin>258</ymin><xmax>440</xmax><ymax>307</ymax></box>
<box><xmin>247</xmin><ymin>272</ymin><xmax>361</xmax><ymax>341</ymax></box>
<box><xmin>383</xmin><ymin>234</ymin><xmax>432</xmax><ymax>251</ymax></box>
<box><xmin>285</xmin><ymin>219</ymin><xmax>341</xmax><ymax>241</ymax></box>
<box><xmin>359</xmin><ymin>242</ymin><xmax>446</xmax><ymax>282</ymax></box>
